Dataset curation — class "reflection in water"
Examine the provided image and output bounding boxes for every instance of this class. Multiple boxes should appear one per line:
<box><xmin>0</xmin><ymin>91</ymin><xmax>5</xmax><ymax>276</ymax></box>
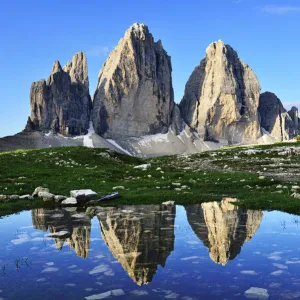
<box><xmin>94</xmin><ymin>204</ymin><xmax>176</xmax><ymax>285</ymax></box>
<box><xmin>185</xmin><ymin>198</ymin><xmax>263</xmax><ymax>265</ymax></box>
<box><xmin>31</xmin><ymin>201</ymin><xmax>263</xmax><ymax>284</ymax></box>
<box><xmin>31</xmin><ymin>204</ymin><xmax>176</xmax><ymax>285</ymax></box>
<box><xmin>32</xmin><ymin>208</ymin><xmax>91</xmax><ymax>258</ymax></box>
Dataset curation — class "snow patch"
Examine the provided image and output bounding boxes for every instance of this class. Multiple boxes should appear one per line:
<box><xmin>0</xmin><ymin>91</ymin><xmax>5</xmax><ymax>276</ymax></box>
<box><xmin>83</xmin><ymin>122</ymin><xmax>95</xmax><ymax>148</ymax></box>
<box><xmin>137</xmin><ymin>133</ymin><xmax>170</xmax><ymax>147</ymax></box>
<box><xmin>107</xmin><ymin>140</ymin><xmax>132</xmax><ymax>156</ymax></box>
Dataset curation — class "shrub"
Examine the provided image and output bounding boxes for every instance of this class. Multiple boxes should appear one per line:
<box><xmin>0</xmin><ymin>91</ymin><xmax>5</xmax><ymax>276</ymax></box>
<box><xmin>295</xmin><ymin>135</ymin><xmax>300</xmax><ymax>142</ymax></box>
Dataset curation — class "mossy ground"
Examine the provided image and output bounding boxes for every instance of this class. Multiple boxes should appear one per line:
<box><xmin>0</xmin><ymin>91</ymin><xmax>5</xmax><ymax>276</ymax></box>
<box><xmin>1</xmin><ymin>143</ymin><xmax>300</xmax><ymax>217</ymax></box>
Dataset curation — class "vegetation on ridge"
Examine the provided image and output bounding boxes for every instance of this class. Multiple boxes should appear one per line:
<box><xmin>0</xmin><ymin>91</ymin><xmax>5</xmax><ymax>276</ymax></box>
<box><xmin>1</xmin><ymin>143</ymin><xmax>300</xmax><ymax>217</ymax></box>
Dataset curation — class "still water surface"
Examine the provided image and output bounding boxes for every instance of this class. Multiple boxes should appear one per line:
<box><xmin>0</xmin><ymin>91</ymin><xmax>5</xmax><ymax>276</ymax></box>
<box><xmin>0</xmin><ymin>200</ymin><xmax>300</xmax><ymax>299</ymax></box>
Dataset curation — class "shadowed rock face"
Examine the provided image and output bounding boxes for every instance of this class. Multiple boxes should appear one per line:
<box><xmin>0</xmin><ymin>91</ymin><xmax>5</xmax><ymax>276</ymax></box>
<box><xmin>180</xmin><ymin>41</ymin><xmax>261</xmax><ymax>145</ymax></box>
<box><xmin>185</xmin><ymin>199</ymin><xmax>263</xmax><ymax>265</ymax></box>
<box><xmin>31</xmin><ymin>208</ymin><xmax>91</xmax><ymax>258</ymax></box>
<box><xmin>259</xmin><ymin>92</ymin><xmax>297</xmax><ymax>141</ymax></box>
<box><xmin>92</xmin><ymin>23</ymin><xmax>175</xmax><ymax>139</ymax></box>
<box><xmin>25</xmin><ymin>52</ymin><xmax>92</xmax><ymax>136</ymax></box>
<box><xmin>94</xmin><ymin>204</ymin><xmax>176</xmax><ymax>285</ymax></box>
<box><xmin>288</xmin><ymin>106</ymin><xmax>300</xmax><ymax>135</ymax></box>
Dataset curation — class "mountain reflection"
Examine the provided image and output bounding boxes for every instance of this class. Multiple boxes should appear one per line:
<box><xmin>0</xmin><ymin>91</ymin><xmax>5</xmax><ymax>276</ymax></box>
<box><xmin>185</xmin><ymin>198</ymin><xmax>263</xmax><ymax>265</ymax></box>
<box><xmin>31</xmin><ymin>208</ymin><xmax>91</xmax><ymax>258</ymax></box>
<box><xmin>92</xmin><ymin>204</ymin><xmax>176</xmax><ymax>285</ymax></box>
<box><xmin>31</xmin><ymin>204</ymin><xmax>176</xmax><ymax>285</ymax></box>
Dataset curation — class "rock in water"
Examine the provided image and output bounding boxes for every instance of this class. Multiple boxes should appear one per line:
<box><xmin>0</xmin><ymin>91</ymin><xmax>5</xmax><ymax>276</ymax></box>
<box><xmin>259</xmin><ymin>92</ymin><xmax>296</xmax><ymax>141</ymax></box>
<box><xmin>180</xmin><ymin>40</ymin><xmax>261</xmax><ymax>144</ymax></box>
<box><xmin>92</xmin><ymin>23</ymin><xmax>175</xmax><ymax>139</ymax></box>
<box><xmin>26</xmin><ymin>52</ymin><xmax>92</xmax><ymax>135</ymax></box>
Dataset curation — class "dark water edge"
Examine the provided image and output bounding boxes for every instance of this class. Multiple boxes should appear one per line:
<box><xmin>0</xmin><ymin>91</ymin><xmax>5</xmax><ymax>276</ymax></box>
<box><xmin>1</xmin><ymin>201</ymin><xmax>300</xmax><ymax>299</ymax></box>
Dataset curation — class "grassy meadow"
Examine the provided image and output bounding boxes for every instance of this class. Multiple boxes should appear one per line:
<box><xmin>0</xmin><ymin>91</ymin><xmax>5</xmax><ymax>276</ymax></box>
<box><xmin>1</xmin><ymin>142</ymin><xmax>300</xmax><ymax>217</ymax></box>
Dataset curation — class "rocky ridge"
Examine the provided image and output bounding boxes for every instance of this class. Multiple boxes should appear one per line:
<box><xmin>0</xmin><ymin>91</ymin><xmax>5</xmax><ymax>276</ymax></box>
<box><xmin>258</xmin><ymin>92</ymin><xmax>299</xmax><ymax>141</ymax></box>
<box><xmin>1</xmin><ymin>23</ymin><xmax>299</xmax><ymax>155</ymax></box>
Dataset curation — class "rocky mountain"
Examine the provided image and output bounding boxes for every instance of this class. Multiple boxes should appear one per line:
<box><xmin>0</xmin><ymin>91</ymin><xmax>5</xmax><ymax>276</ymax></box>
<box><xmin>25</xmin><ymin>52</ymin><xmax>92</xmax><ymax>135</ymax></box>
<box><xmin>185</xmin><ymin>198</ymin><xmax>263</xmax><ymax>265</ymax></box>
<box><xmin>258</xmin><ymin>92</ymin><xmax>299</xmax><ymax>141</ymax></box>
<box><xmin>94</xmin><ymin>204</ymin><xmax>175</xmax><ymax>285</ymax></box>
<box><xmin>92</xmin><ymin>23</ymin><xmax>176</xmax><ymax>139</ymax></box>
<box><xmin>288</xmin><ymin>106</ymin><xmax>299</xmax><ymax>131</ymax></box>
<box><xmin>180</xmin><ymin>40</ymin><xmax>262</xmax><ymax>144</ymax></box>
<box><xmin>1</xmin><ymin>24</ymin><xmax>299</xmax><ymax>155</ymax></box>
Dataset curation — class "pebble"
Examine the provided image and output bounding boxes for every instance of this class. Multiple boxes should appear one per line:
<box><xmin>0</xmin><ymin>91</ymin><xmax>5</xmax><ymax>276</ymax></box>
<box><xmin>112</xmin><ymin>186</ymin><xmax>125</xmax><ymax>190</ymax></box>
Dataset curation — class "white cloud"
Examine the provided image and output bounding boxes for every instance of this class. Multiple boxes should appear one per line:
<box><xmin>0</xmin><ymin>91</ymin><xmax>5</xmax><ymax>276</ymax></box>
<box><xmin>259</xmin><ymin>5</ymin><xmax>300</xmax><ymax>15</ymax></box>
<box><xmin>87</xmin><ymin>46</ymin><xmax>110</xmax><ymax>57</ymax></box>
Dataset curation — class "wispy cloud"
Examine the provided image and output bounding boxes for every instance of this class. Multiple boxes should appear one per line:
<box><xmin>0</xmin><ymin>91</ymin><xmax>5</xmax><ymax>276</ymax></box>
<box><xmin>87</xmin><ymin>46</ymin><xmax>110</xmax><ymax>57</ymax></box>
<box><xmin>259</xmin><ymin>5</ymin><xmax>300</xmax><ymax>15</ymax></box>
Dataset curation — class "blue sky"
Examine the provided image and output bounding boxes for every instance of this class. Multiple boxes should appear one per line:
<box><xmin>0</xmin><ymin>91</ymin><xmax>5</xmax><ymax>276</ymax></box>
<box><xmin>1</xmin><ymin>0</ymin><xmax>299</xmax><ymax>137</ymax></box>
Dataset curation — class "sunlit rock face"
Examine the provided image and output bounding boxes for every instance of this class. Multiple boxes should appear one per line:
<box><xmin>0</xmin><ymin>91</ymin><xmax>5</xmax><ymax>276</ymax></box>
<box><xmin>185</xmin><ymin>198</ymin><xmax>263</xmax><ymax>265</ymax></box>
<box><xmin>31</xmin><ymin>208</ymin><xmax>91</xmax><ymax>258</ymax></box>
<box><xmin>94</xmin><ymin>204</ymin><xmax>176</xmax><ymax>285</ymax></box>
<box><xmin>180</xmin><ymin>41</ymin><xmax>261</xmax><ymax>144</ymax></box>
<box><xmin>25</xmin><ymin>52</ymin><xmax>92</xmax><ymax>135</ymax></box>
<box><xmin>92</xmin><ymin>23</ymin><xmax>175</xmax><ymax>139</ymax></box>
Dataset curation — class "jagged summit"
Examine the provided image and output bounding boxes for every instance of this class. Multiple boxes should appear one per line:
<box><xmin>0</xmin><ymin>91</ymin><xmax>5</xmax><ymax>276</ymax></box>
<box><xmin>92</xmin><ymin>23</ymin><xmax>175</xmax><ymax>139</ymax></box>
<box><xmin>180</xmin><ymin>40</ymin><xmax>261</xmax><ymax>144</ymax></box>
<box><xmin>25</xmin><ymin>52</ymin><xmax>91</xmax><ymax>136</ymax></box>
<box><xmin>52</xmin><ymin>61</ymin><xmax>63</xmax><ymax>74</ymax></box>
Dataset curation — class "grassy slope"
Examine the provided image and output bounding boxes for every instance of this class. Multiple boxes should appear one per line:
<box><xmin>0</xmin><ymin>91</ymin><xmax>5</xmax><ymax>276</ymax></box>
<box><xmin>1</xmin><ymin>143</ymin><xmax>300</xmax><ymax>217</ymax></box>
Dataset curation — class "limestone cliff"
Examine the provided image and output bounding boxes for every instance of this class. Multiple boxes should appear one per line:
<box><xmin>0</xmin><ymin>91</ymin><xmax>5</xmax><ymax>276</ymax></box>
<box><xmin>95</xmin><ymin>204</ymin><xmax>175</xmax><ymax>285</ymax></box>
<box><xmin>92</xmin><ymin>23</ymin><xmax>175</xmax><ymax>139</ymax></box>
<box><xmin>180</xmin><ymin>41</ymin><xmax>261</xmax><ymax>144</ymax></box>
<box><xmin>185</xmin><ymin>198</ymin><xmax>263</xmax><ymax>265</ymax></box>
<box><xmin>259</xmin><ymin>92</ymin><xmax>297</xmax><ymax>141</ymax></box>
<box><xmin>26</xmin><ymin>52</ymin><xmax>92</xmax><ymax>135</ymax></box>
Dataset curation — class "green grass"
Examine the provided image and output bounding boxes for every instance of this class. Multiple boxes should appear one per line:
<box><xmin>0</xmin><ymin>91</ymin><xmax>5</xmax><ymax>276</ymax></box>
<box><xmin>1</xmin><ymin>144</ymin><xmax>300</xmax><ymax>217</ymax></box>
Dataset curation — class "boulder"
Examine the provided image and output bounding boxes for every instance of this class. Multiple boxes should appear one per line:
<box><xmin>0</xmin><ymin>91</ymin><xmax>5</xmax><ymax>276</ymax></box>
<box><xmin>70</xmin><ymin>189</ymin><xmax>97</xmax><ymax>203</ymax></box>
<box><xmin>92</xmin><ymin>23</ymin><xmax>175</xmax><ymax>139</ymax></box>
<box><xmin>38</xmin><ymin>191</ymin><xmax>55</xmax><ymax>201</ymax></box>
<box><xmin>61</xmin><ymin>197</ymin><xmax>77</xmax><ymax>206</ymax></box>
<box><xmin>180</xmin><ymin>40</ymin><xmax>261</xmax><ymax>144</ymax></box>
<box><xmin>54</xmin><ymin>195</ymin><xmax>67</xmax><ymax>202</ymax></box>
<box><xmin>162</xmin><ymin>200</ymin><xmax>175</xmax><ymax>206</ymax></box>
<box><xmin>19</xmin><ymin>194</ymin><xmax>34</xmax><ymax>200</ymax></box>
<box><xmin>0</xmin><ymin>195</ymin><xmax>8</xmax><ymax>202</ymax></box>
<box><xmin>134</xmin><ymin>164</ymin><xmax>151</xmax><ymax>170</ymax></box>
<box><xmin>9</xmin><ymin>195</ymin><xmax>20</xmax><ymax>200</ymax></box>
<box><xmin>112</xmin><ymin>186</ymin><xmax>125</xmax><ymax>190</ymax></box>
<box><xmin>32</xmin><ymin>187</ymin><xmax>49</xmax><ymax>197</ymax></box>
